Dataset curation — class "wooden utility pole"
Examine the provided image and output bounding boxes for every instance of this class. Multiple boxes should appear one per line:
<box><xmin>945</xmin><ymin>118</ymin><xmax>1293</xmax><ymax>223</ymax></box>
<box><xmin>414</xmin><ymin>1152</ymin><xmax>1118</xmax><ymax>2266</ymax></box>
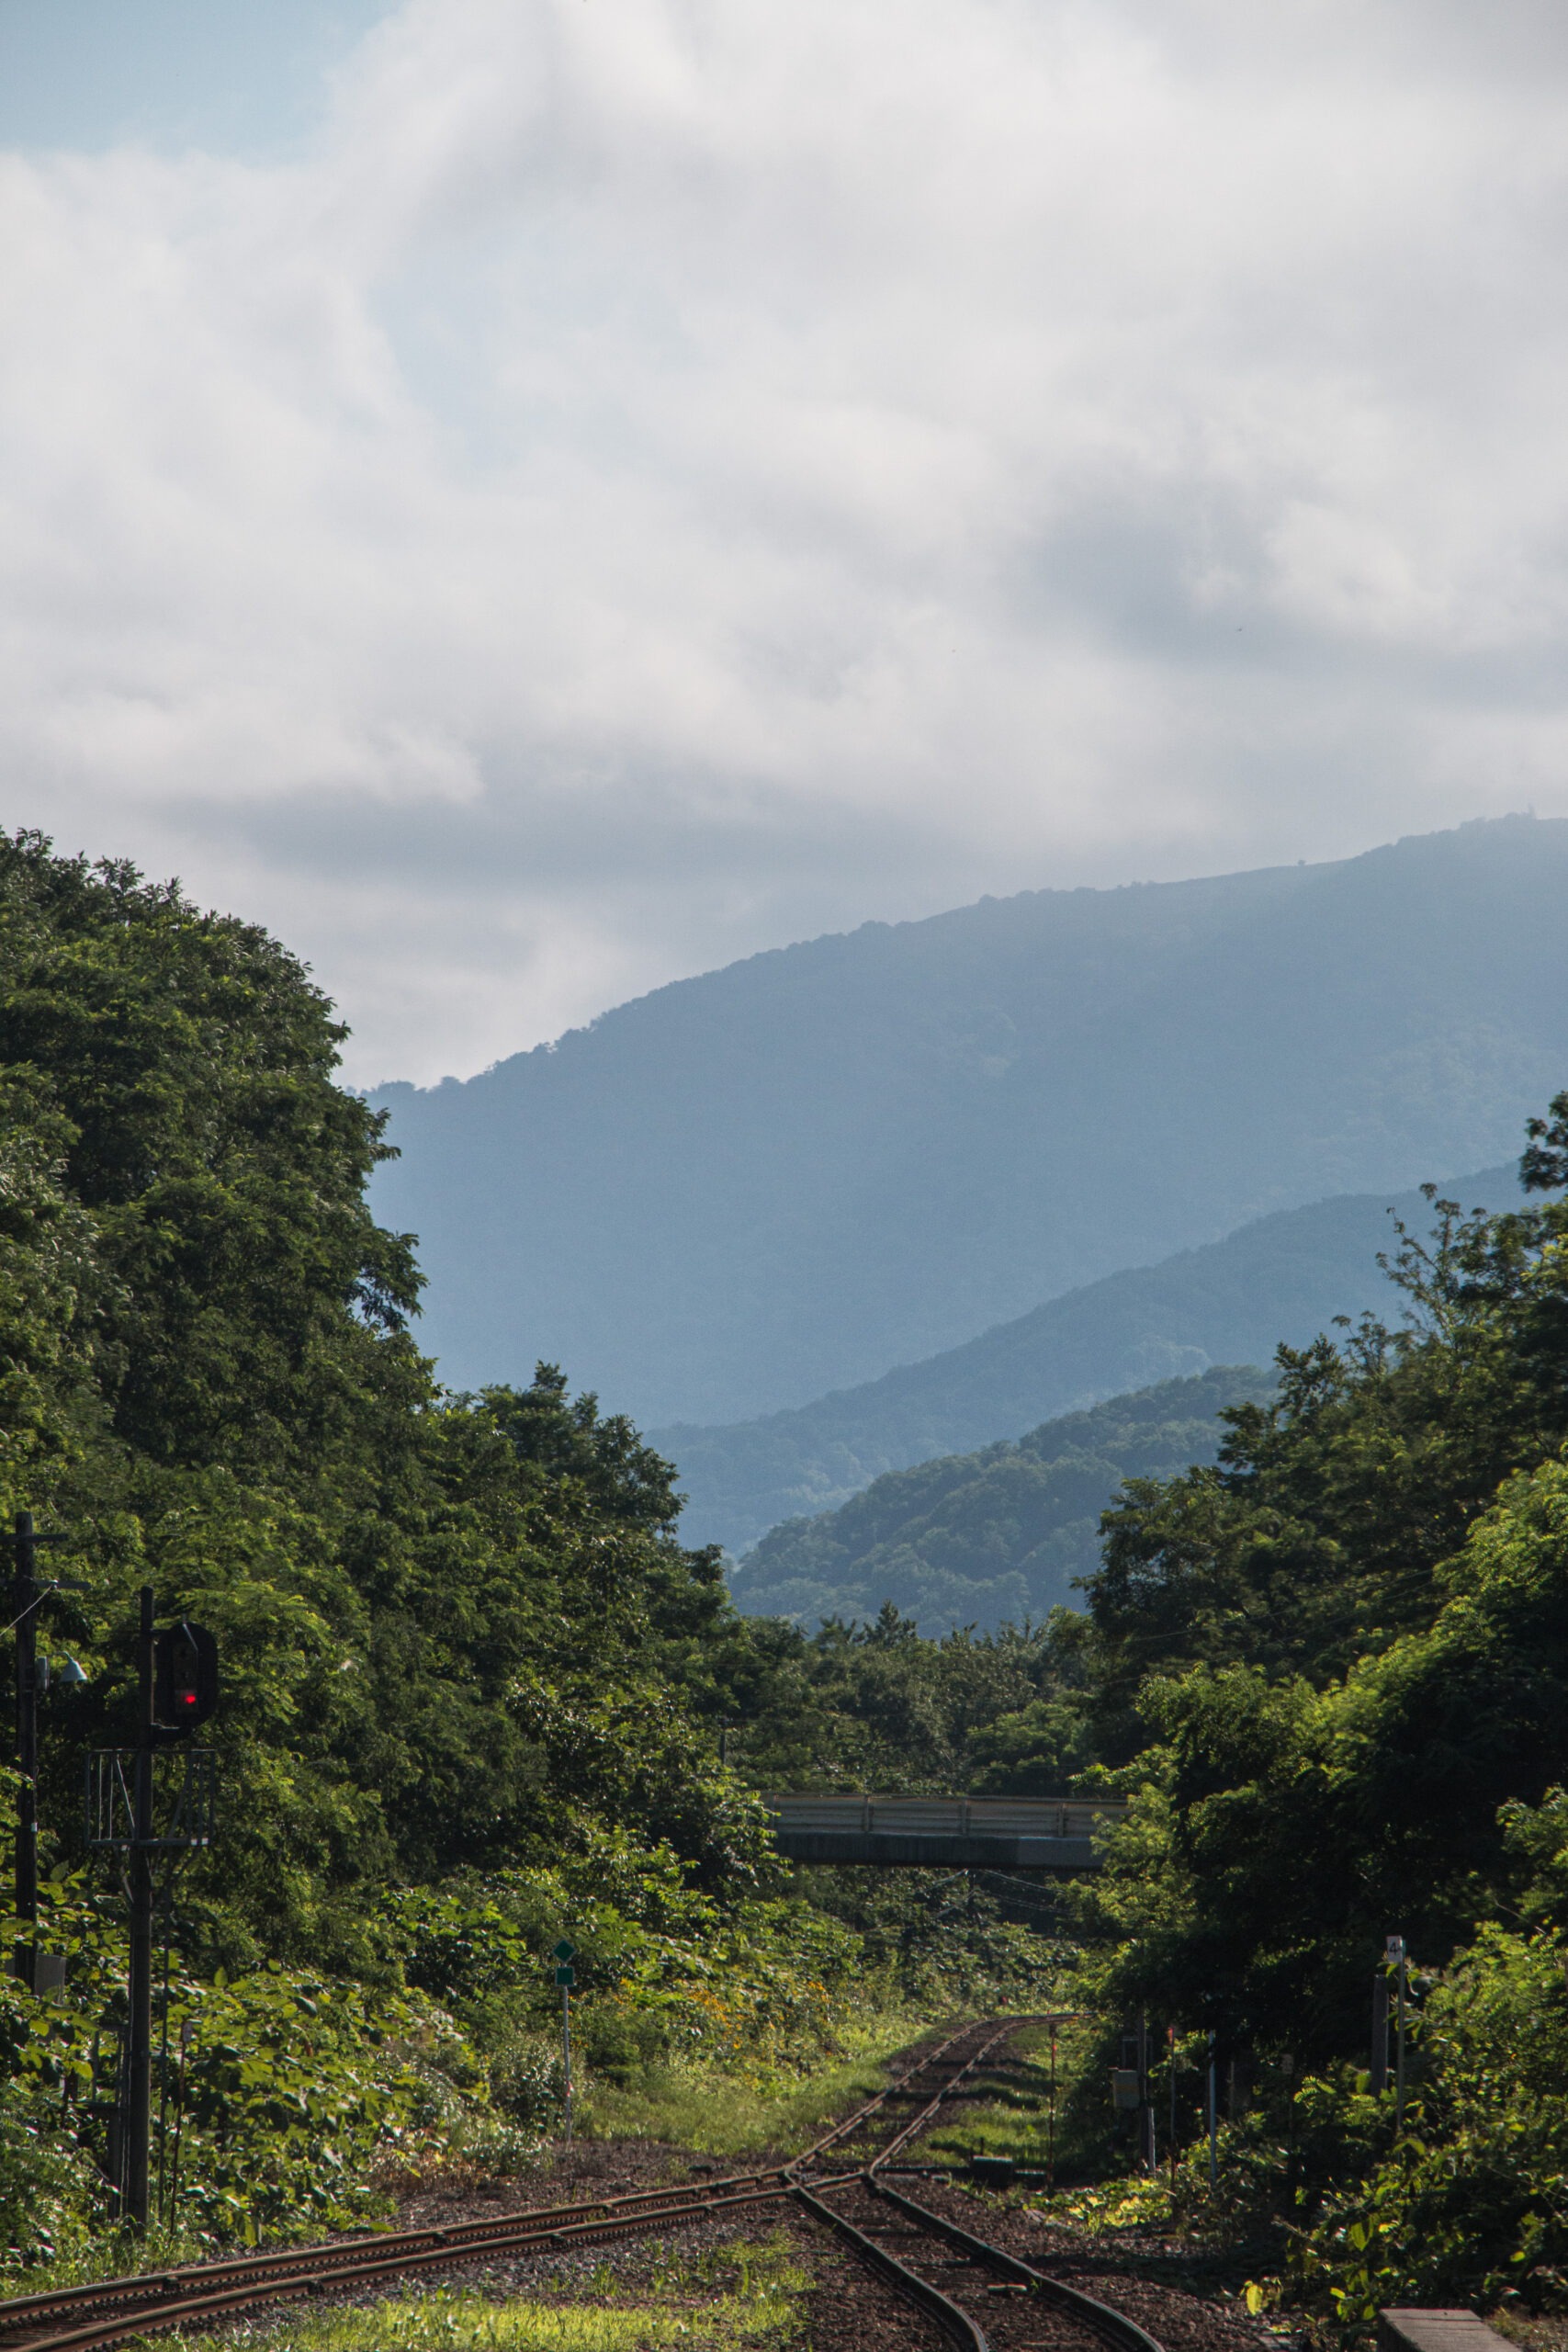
<box><xmin>9</xmin><ymin>1510</ymin><xmax>81</xmax><ymax>1990</ymax></box>
<box><xmin>11</xmin><ymin>1512</ymin><xmax>39</xmax><ymax>1984</ymax></box>
<box><xmin>126</xmin><ymin>1587</ymin><xmax>156</xmax><ymax>2233</ymax></box>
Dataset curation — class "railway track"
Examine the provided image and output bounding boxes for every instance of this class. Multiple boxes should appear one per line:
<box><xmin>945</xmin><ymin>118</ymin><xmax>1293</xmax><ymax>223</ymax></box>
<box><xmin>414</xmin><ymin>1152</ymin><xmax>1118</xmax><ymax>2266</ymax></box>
<box><xmin>0</xmin><ymin>2018</ymin><xmax>1173</xmax><ymax>2352</ymax></box>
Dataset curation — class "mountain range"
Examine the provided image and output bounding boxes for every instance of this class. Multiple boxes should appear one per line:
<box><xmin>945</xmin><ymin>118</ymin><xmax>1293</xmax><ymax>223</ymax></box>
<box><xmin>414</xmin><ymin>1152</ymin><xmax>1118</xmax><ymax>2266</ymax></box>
<box><xmin>728</xmin><ymin>1364</ymin><xmax>1273</xmax><ymax>1630</ymax></box>
<box><xmin>370</xmin><ymin>816</ymin><xmax>1568</xmax><ymax>1430</ymax></box>
<box><xmin>656</xmin><ymin>1162</ymin><xmax>1519</xmax><ymax>1553</ymax></box>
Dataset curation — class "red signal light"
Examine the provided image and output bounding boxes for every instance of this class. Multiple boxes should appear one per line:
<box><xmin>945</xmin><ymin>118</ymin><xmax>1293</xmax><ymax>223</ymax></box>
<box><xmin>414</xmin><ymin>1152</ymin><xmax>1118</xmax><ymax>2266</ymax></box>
<box><xmin>152</xmin><ymin>1622</ymin><xmax>218</xmax><ymax>1733</ymax></box>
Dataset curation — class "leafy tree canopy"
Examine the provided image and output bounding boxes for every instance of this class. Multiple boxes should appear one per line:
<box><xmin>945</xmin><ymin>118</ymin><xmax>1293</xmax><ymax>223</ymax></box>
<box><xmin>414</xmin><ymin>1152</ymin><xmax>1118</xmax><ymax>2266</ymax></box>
<box><xmin>1076</xmin><ymin>1091</ymin><xmax>1568</xmax><ymax>2066</ymax></box>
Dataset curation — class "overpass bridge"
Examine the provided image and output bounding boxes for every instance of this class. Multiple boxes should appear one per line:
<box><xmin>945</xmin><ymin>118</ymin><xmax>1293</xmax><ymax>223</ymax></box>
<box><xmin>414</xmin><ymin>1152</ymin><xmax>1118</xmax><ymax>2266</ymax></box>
<box><xmin>764</xmin><ymin>1794</ymin><xmax>1127</xmax><ymax>1872</ymax></box>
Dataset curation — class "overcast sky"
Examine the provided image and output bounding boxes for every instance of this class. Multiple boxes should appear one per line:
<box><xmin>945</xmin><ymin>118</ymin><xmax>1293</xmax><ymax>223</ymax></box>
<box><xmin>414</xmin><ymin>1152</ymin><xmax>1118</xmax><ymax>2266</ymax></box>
<box><xmin>4</xmin><ymin>0</ymin><xmax>1568</xmax><ymax>1084</ymax></box>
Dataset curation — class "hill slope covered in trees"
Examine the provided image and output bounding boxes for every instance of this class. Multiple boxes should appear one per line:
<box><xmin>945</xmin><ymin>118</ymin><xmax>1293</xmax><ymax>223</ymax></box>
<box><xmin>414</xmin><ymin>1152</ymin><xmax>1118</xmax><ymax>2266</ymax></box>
<box><xmin>660</xmin><ymin>1166</ymin><xmax>1517</xmax><ymax>1552</ymax></box>
<box><xmin>730</xmin><ymin>1365</ymin><xmax>1273</xmax><ymax>1629</ymax></box>
<box><xmin>371</xmin><ymin>816</ymin><xmax>1568</xmax><ymax>1425</ymax></box>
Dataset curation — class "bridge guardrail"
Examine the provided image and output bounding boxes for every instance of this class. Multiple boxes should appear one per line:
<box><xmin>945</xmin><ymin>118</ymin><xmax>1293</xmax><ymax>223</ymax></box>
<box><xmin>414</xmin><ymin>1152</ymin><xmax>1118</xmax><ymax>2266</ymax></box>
<box><xmin>763</xmin><ymin>1794</ymin><xmax>1129</xmax><ymax>1839</ymax></box>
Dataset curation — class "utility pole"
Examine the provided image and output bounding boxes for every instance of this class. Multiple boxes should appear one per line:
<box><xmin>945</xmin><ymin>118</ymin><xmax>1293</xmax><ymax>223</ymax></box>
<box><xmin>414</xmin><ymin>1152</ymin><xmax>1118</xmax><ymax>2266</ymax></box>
<box><xmin>126</xmin><ymin>1588</ymin><xmax>156</xmax><ymax>2233</ymax></box>
<box><xmin>562</xmin><ymin>1980</ymin><xmax>572</xmax><ymax>2144</ymax></box>
<box><xmin>9</xmin><ymin>1510</ymin><xmax>76</xmax><ymax>1988</ymax></box>
<box><xmin>1047</xmin><ymin>2019</ymin><xmax>1056</xmax><ymax>2188</ymax></box>
<box><xmin>12</xmin><ymin>1512</ymin><xmax>39</xmax><ymax>1984</ymax></box>
<box><xmin>1137</xmin><ymin>2014</ymin><xmax>1156</xmax><ymax>2174</ymax></box>
<box><xmin>554</xmin><ymin>1941</ymin><xmax>576</xmax><ymax>2144</ymax></box>
<box><xmin>1387</xmin><ymin>1932</ymin><xmax>1407</xmax><ymax>2132</ymax></box>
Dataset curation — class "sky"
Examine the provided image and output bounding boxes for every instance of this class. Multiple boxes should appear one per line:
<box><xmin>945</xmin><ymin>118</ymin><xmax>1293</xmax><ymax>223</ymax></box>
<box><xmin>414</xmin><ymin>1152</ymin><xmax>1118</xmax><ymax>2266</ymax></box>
<box><xmin>4</xmin><ymin>0</ymin><xmax>1568</xmax><ymax>1085</ymax></box>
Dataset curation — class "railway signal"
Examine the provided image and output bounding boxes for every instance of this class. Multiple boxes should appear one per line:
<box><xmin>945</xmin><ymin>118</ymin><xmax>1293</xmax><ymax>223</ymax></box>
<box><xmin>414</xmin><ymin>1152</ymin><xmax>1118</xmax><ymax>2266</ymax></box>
<box><xmin>85</xmin><ymin>1589</ymin><xmax>220</xmax><ymax>2231</ymax></box>
<box><xmin>152</xmin><ymin>1622</ymin><xmax>219</xmax><ymax>1733</ymax></box>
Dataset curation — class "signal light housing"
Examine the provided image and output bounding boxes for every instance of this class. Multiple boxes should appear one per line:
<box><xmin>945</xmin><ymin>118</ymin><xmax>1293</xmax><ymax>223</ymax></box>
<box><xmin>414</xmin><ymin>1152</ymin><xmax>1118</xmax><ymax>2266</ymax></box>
<box><xmin>152</xmin><ymin>1622</ymin><xmax>218</xmax><ymax>1734</ymax></box>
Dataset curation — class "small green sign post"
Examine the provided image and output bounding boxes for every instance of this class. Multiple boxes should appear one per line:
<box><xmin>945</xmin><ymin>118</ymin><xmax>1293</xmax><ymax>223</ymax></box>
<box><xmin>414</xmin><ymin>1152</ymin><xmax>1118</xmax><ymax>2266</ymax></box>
<box><xmin>554</xmin><ymin>1940</ymin><xmax>576</xmax><ymax>2142</ymax></box>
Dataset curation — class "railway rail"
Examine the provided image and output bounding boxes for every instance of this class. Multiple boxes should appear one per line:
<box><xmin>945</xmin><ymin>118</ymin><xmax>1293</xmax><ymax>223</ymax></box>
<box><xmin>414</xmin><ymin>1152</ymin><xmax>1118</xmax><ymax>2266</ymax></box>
<box><xmin>0</xmin><ymin>2018</ymin><xmax>1177</xmax><ymax>2352</ymax></box>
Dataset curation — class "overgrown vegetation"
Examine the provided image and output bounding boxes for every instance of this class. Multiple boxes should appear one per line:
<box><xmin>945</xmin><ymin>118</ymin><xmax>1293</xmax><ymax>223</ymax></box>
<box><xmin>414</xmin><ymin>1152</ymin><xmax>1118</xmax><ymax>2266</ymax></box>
<box><xmin>0</xmin><ymin>833</ymin><xmax>1064</xmax><ymax>2267</ymax></box>
<box><xmin>1055</xmin><ymin>1089</ymin><xmax>1568</xmax><ymax>2323</ymax></box>
<box><xmin>11</xmin><ymin>826</ymin><xmax>1568</xmax><ymax>2332</ymax></box>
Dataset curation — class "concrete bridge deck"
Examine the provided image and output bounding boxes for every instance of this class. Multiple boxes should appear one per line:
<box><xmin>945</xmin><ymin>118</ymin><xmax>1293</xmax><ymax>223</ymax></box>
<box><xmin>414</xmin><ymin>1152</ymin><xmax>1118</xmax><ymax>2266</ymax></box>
<box><xmin>764</xmin><ymin>1793</ymin><xmax>1127</xmax><ymax>1871</ymax></box>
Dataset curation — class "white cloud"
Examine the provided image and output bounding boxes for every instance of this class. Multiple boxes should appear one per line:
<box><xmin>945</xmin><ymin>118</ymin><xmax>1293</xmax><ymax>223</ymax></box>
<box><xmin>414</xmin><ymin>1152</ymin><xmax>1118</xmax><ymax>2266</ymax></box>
<box><xmin>4</xmin><ymin>0</ymin><xmax>1568</xmax><ymax>1081</ymax></box>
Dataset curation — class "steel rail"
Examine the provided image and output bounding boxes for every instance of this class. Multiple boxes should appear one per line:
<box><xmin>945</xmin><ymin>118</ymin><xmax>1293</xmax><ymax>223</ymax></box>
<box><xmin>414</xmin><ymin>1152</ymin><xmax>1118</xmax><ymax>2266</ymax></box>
<box><xmin>0</xmin><ymin>2165</ymin><xmax>801</xmax><ymax>2335</ymax></box>
<box><xmin>795</xmin><ymin>2023</ymin><xmax>1176</xmax><ymax>2352</ymax></box>
<box><xmin>778</xmin><ymin>2020</ymin><xmax>1014</xmax><ymax>2350</ymax></box>
<box><xmin>789</xmin><ymin>2018</ymin><xmax>992</xmax><ymax>2170</ymax></box>
<box><xmin>790</xmin><ymin>2179</ymin><xmax>990</xmax><ymax>2352</ymax></box>
<box><xmin>0</xmin><ymin>2019</ymin><xmax>1004</xmax><ymax>2351</ymax></box>
<box><xmin>861</xmin><ymin>2022</ymin><xmax>1016</xmax><ymax>2175</ymax></box>
<box><xmin>0</xmin><ymin>2179</ymin><xmax>841</xmax><ymax>2352</ymax></box>
<box><xmin>867</xmin><ymin>2178</ymin><xmax>1169</xmax><ymax>2352</ymax></box>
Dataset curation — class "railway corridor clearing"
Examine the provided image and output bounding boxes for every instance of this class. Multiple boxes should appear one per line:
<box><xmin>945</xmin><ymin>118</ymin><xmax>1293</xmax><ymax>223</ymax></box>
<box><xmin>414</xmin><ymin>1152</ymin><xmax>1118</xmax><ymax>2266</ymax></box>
<box><xmin>0</xmin><ymin>2021</ymin><xmax>1272</xmax><ymax>2352</ymax></box>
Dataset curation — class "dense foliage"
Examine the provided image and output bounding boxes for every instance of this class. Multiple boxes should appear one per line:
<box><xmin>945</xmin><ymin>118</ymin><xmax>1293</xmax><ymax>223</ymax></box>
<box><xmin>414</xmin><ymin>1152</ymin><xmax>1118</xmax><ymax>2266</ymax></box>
<box><xmin>0</xmin><ymin>833</ymin><xmax>1062</xmax><ymax>2262</ymax></box>
<box><xmin>0</xmin><ymin>831</ymin><xmax>774</xmax><ymax>1946</ymax></box>
<box><xmin>1063</xmin><ymin>1100</ymin><xmax>1568</xmax><ymax>2316</ymax></box>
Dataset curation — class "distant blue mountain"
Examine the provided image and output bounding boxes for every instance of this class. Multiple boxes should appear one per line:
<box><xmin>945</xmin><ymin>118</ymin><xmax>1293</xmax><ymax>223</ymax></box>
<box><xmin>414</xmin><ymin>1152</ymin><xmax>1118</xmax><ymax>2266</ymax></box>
<box><xmin>728</xmin><ymin>1365</ymin><xmax>1274</xmax><ymax>1632</ymax></box>
<box><xmin>656</xmin><ymin>1164</ymin><xmax>1519</xmax><ymax>1554</ymax></box>
<box><xmin>372</xmin><ymin>817</ymin><xmax>1568</xmax><ymax>1429</ymax></box>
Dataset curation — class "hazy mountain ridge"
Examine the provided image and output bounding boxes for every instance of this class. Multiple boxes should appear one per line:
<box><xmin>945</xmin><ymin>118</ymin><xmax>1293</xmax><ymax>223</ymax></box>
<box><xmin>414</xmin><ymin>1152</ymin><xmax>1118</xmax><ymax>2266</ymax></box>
<box><xmin>728</xmin><ymin>1364</ymin><xmax>1274</xmax><ymax>1631</ymax></box>
<box><xmin>656</xmin><ymin>1162</ymin><xmax>1520</xmax><ymax>1552</ymax></box>
<box><xmin>372</xmin><ymin>816</ymin><xmax>1568</xmax><ymax>1426</ymax></box>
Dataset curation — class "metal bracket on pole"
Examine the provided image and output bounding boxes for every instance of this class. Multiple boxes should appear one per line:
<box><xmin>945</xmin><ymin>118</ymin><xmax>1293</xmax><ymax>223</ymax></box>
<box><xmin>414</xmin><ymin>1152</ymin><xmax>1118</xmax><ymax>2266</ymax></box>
<box><xmin>85</xmin><ymin>1749</ymin><xmax>217</xmax><ymax>1854</ymax></box>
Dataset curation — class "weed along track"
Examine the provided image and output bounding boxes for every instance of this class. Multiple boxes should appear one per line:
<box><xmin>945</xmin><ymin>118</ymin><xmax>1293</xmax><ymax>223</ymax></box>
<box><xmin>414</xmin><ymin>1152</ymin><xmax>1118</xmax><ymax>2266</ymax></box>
<box><xmin>0</xmin><ymin>2020</ymin><xmax>1179</xmax><ymax>2352</ymax></box>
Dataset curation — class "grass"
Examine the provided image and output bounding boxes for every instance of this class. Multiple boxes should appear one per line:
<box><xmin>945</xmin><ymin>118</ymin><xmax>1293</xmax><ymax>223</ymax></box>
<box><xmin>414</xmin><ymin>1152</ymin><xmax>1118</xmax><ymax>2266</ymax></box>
<box><xmin>0</xmin><ymin>2221</ymin><xmax>259</xmax><ymax>2301</ymax></box>
<box><xmin>162</xmin><ymin>2232</ymin><xmax>808</xmax><ymax>2351</ymax></box>
<box><xmin>578</xmin><ymin>2004</ymin><xmax>941</xmax><ymax>2157</ymax></box>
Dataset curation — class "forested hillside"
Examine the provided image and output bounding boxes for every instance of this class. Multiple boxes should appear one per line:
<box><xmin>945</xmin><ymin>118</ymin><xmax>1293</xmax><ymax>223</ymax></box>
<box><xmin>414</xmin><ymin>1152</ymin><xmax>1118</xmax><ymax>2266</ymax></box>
<box><xmin>372</xmin><ymin>816</ymin><xmax>1568</xmax><ymax>1425</ymax></box>
<box><xmin>731</xmin><ymin>1366</ymin><xmax>1271</xmax><ymax>1629</ymax></box>
<box><xmin>661</xmin><ymin>1170</ymin><xmax>1516</xmax><ymax>1551</ymax></box>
